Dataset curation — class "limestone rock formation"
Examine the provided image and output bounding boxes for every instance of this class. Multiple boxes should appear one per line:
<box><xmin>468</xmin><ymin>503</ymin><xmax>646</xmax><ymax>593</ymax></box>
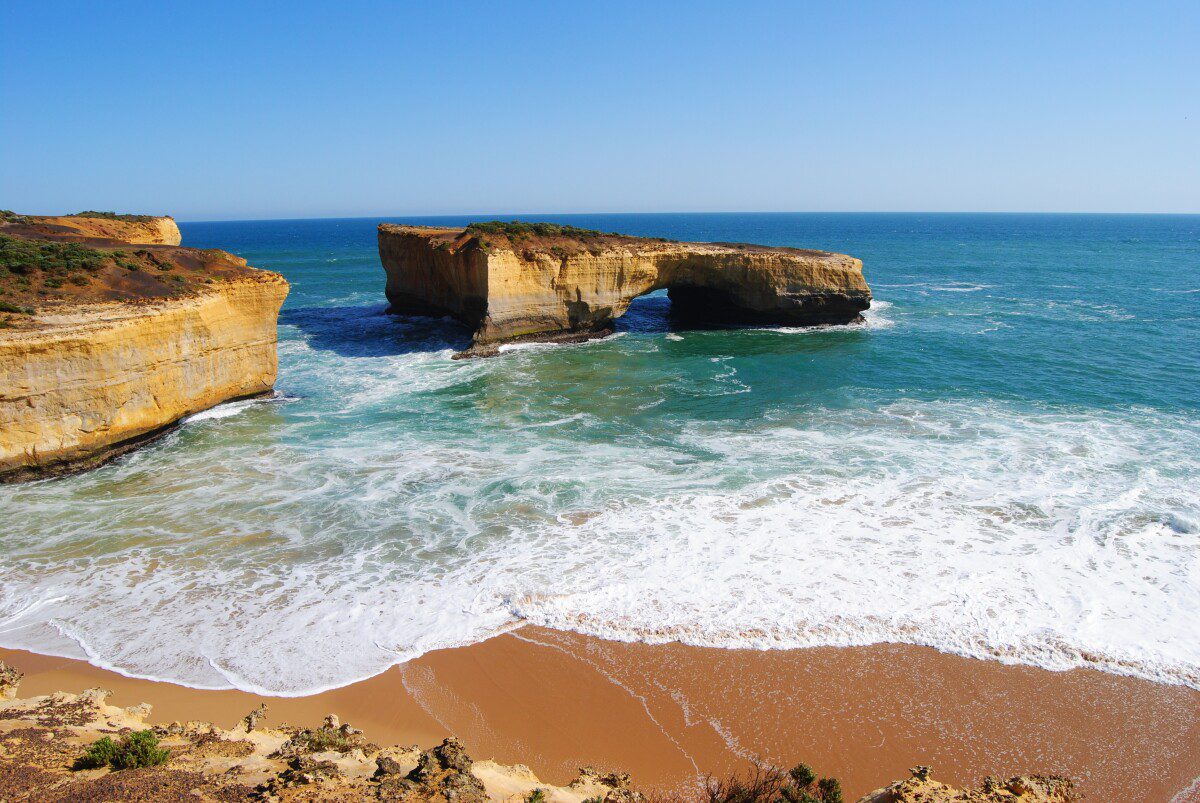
<box><xmin>14</xmin><ymin>211</ymin><xmax>183</xmax><ymax>245</ymax></box>
<box><xmin>855</xmin><ymin>765</ymin><xmax>1079</xmax><ymax>803</ymax></box>
<box><xmin>0</xmin><ymin>214</ymin><xmax>288</xmax><ymax>481</ymax></box>
<box><xmin>0</xmin><ymin>661</ymin><xmax>21</xmax><ymax>699</ymax></box>
<box><xmin>377</xmin><ymin>223</ymin><xmax>871</xmax><ymax>357</ymax></box>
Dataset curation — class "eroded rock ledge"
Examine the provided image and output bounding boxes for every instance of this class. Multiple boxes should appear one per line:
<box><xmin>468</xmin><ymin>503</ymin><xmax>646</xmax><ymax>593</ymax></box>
<box><xmin>377</xmin><ymin>223</ymin><xmax>871</xmax><ymax>357</ymax></box>
<box><xmin>0</xmin><ymin>213</ymin><xmax>288</xmax><ymax>481</ymax></box>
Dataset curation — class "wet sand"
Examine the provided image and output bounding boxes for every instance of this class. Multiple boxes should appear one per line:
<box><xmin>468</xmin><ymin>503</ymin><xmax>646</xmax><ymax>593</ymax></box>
<box><xmin>4</xmin><ymin>627</ymin><xmax>1199</xmax><ymax>802</ymax></box>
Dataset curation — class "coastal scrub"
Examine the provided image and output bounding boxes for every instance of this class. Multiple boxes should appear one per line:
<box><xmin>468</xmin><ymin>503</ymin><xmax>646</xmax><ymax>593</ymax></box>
<box><xmin>74</xmin><ymin>730</ymin><xmax>169</xmax><ymax>771</ymax></box>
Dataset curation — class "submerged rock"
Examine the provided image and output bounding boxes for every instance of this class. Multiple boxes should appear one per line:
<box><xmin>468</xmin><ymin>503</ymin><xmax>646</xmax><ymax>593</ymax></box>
<box><xmin>377</xmin><ymin>223</ymin><xmax>871</xmax><ymax>357</ymax></box>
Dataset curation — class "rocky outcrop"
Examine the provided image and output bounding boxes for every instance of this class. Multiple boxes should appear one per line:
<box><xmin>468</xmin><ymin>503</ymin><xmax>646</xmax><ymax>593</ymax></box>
<box><xmin>21</xmin><ymin>213</ymin><xmax>182</xmax><ymax>245</ymax></box>
<box><xmin>378</xmin><ymin>223</ymin><xmax>871</xmax><ymax>356</ymax></box>
<box><xmin>0</xmin><ymin>216</ymin><xmax>287</xmax><ymax>481</ymax></box>
<box><xmin>855</xmin><ymin>766</ymin><xmax>1079</xmax><ymax>803</ymax></box>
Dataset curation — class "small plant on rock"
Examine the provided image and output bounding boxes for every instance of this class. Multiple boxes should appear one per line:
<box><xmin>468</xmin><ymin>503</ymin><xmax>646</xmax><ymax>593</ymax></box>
<box><xmin>73</xmin><ymin>730</ymin><xmax>169</xmax><ymax>771</ymax></box>
<box><xmin>703</xmin><ymin>761</ymin><xmax>843</xmax><ymax>803</ymax></box>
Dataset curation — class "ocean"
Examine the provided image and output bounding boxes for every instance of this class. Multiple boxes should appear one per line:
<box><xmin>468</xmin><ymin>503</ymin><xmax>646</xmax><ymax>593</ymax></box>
<box><xmin>1</xmin><ymin>213</ymin><xmax>1197</xmax><ymax>696</ymax></box>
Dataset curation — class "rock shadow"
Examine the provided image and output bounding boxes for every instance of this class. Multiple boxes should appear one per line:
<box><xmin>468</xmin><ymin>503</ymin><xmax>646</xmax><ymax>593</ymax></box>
<box><xmin>280</xmin><ymin>304</ymin><xmax>473</xmax><ymax>357</ymax></box>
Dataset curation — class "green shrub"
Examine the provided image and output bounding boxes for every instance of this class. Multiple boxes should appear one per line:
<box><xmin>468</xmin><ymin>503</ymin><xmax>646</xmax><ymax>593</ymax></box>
<box><xmin>789</xmin><ymin>764</ymin><xmax>816</xmax><ymax>787</ymax></box>
<box><xmin>0</xmin><ymin>300</ymin><xmax>33</xmax><ymax>314</ymax></box>
<box><xmin>110</xmin><ymin>730</ymin><xmax>170</xmax><ymax>770</ymax></box>
<box><xmin>704</xmin><ymin>762</ymin><xmax>842</xmax><ymax>803</ymax></box>
<box><xmin>74</xmin><ymin>730</ymin><xmax>169</xmax><ymax>771</ymax></box>
<box><xmin>466</xmin><ymin>220</ymin><xmax>617</xmax><ymax>239</ymax></box>
<box><xmin>70</xmin><ymin>211</ymin><xmax>158</xmax><ymax>222</ymax></box>
<box><xmin>0</xmin><ymin>235</ymin><xmax>107</xmax><ymax>275</ymax></box>
<box><xmin>73</xmin><ymin>736</ymin><xmax>121</xmax><ymax>770</ymax></box>
<box><xmin>816</xmin><ymin>778</ymin><xmax>842</xmax><ymax>803</ymax></box>
<box><xmin>526</xmin><ymin>790</ymin><xmax>548</xmax><ymax>803</ymax></box>
<box><xmin>294</xmin><ymin>726</ymin><xmax>353</xmax><ymax>753</ymax></box>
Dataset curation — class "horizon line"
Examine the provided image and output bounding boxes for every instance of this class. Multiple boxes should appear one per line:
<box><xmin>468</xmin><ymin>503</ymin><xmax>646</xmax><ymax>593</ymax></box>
<box><xmin>173</xmin><ymin>210</ymin><xmax>1200</xmax><ymax>225</ymax></box>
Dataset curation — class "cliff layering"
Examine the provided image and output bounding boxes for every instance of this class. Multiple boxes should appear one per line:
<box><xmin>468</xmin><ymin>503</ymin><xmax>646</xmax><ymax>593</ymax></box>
<box><xmin>0</xmin><ymin>213</ymin><xmax>288</xmax><ymax>481</ymax></box>
<box><xmin>377</xmin><ymin>222</ymin><xmax>871</xmax><ymax>356</ymax></box>
<box><xmin>26</xmin><ymin>212</ymin><xmax>183</xmax><ymax>245</ymax></box>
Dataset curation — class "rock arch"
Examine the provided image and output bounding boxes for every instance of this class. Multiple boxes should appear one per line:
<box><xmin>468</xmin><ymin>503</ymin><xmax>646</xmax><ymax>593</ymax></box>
<box><xmin>378</xmin><ymin>224</ymin><xmax>871</xmax><ymax>356</ymax></box>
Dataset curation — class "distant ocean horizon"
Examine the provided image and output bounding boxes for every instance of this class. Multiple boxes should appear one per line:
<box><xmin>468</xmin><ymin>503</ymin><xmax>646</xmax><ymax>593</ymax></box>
<box><xmin>177</xmin><ymin>211</ymin><xmax>1200</xmax><ymax>226</ymax></box>
<box><xmin>1</xmin><ymin>212</ymin><xmax>1197</xmax><ymax>696</ymax></box>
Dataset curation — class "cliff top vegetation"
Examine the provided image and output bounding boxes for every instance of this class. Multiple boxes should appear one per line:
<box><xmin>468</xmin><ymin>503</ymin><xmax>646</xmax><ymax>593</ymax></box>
<box><xmin>466</xmin><ymin>220</ymin><xmax>618</xmax><ymax>239</ymax></box>
<box><xmin>69</xmin><ymin>211</ymin><xmax>164</xmax><ymax>222</ymax></box>
<box><xmin>0</xmin><ymin>227</ymin><xmax>277</xmax><ymax>327</ymax></box>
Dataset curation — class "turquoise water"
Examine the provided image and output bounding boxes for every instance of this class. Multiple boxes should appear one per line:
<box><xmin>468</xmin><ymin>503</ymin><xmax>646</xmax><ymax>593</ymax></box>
<box><xmin>1</xmin><ymin>213</ymin><xmax>1198</xmax><ymax>695</ymax></box>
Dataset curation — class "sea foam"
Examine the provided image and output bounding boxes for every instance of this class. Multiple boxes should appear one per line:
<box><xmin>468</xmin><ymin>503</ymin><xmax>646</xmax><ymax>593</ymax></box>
<box><xmin>1</xmin><ymin>392</ymin><xmax>1196</xmax><ymax>695</ymax></box>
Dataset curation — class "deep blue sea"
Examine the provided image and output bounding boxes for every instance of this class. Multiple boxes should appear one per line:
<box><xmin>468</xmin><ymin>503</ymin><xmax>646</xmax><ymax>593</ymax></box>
<box><xmin>1</xmin><ymin>213</ymin><xmax>1198</xmax><ymax>695</ymax></box>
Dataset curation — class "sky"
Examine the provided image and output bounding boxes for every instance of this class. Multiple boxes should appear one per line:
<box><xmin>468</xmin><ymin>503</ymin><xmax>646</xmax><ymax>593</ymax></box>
<box><xmin>2</xmin><ymin>1</ymin><xmax>1198</xmax><ymax>220</ymax></box>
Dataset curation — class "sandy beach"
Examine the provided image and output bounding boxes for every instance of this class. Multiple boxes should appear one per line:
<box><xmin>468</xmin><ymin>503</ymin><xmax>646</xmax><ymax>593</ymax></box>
<box><xmin>5</xmin><ymin>627</ymin><xmax>1199</xmax><ymax>801</ymax></box>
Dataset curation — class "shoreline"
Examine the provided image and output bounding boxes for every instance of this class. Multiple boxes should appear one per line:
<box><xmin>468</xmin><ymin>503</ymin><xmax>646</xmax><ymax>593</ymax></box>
<box><xmin>4</xmin><ymin>626</ymin><xmax>1200</xmax><ymax>801</ymax></box>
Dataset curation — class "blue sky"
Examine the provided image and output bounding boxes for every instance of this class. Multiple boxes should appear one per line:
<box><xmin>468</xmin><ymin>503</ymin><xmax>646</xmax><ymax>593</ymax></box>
<box><xmin>2</xmin><ymin>1</ymin><xmax>1197</xmax><ymax>220</ymax></box>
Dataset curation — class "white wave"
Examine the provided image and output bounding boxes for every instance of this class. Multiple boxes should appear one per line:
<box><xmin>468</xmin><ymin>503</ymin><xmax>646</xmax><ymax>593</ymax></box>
<box><xmin>1</xmin><ymin>397</ymin><xmax>1197</xmax><ymax>695</ymax></box>
<box><xmin>763</xmin><ymin>299</ymin><xmax>895</xmax><ymax>334</ymax></box>
<box><xmin>182</xmin><ymin>396</ymin><xmax>275</xmax><ymax>424</ymax></box>
<box><xmin>932</xmin><ymin>283</ymin><xmax>991</xmax><ymax>292</ymax></box>
<box><xmin>497</xmin><ymin>332</ymin><xmax>627</xmax><ymax>354</ymax></box>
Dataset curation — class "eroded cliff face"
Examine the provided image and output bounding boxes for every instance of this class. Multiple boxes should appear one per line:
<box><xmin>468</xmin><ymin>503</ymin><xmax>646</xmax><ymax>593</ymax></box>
<box><xmin>378</xmin><ymin>224</ymin><xmax>871</xmax><ymax>355</ymax></box>
<box><xmin>0</xmin><ymin>217</ymin><xmax>288</xmax><ymax>481</ymax></box>
<box><xmin>25</xmin><ymin>214</ymin><xmax>183</xmax><ymax>245</ymax></box>
<box><xmin>0</xmin><ymin>278</ymin><xmax>287</xmax><ymax>480</ymax></box>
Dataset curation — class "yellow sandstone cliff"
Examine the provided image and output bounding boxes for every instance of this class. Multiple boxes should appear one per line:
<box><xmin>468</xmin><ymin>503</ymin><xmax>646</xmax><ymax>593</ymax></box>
<box><xmin>378</xmin><ymin>222</ymin><xmax>871</xmax><ymax>357</ymax></box>
<box><xmin>21</xmin><ymin>213</ymin><xmax>183</xmax><ymax>245</ymax></box>
<box><xmin>0</xmin><ymin>215</ymin><xmax>287</xmax><ymax>481</ymax></box>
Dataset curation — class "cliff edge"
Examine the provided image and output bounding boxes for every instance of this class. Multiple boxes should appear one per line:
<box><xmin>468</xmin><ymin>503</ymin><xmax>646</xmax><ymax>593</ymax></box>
<box><xmin>0</xmin><ymin>213</ymin><xmax>288</xmax><ymax>482</ymax></box>
<box><xmin>8</xmin><ymin>210</ymin><xmax>183</xmax><ymax>245</ymax></box>
<box><xmin>378</xmin><ymin>222</ymin><xmax>871</xmax><ymax>357</ymax></box>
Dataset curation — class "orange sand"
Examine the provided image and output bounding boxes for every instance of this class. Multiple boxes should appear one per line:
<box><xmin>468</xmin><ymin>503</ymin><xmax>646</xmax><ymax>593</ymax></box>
<box><xmin>4</xmin><ymin>627</ymin><xmax>1199</xmax><ymax>801</ymax></box>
